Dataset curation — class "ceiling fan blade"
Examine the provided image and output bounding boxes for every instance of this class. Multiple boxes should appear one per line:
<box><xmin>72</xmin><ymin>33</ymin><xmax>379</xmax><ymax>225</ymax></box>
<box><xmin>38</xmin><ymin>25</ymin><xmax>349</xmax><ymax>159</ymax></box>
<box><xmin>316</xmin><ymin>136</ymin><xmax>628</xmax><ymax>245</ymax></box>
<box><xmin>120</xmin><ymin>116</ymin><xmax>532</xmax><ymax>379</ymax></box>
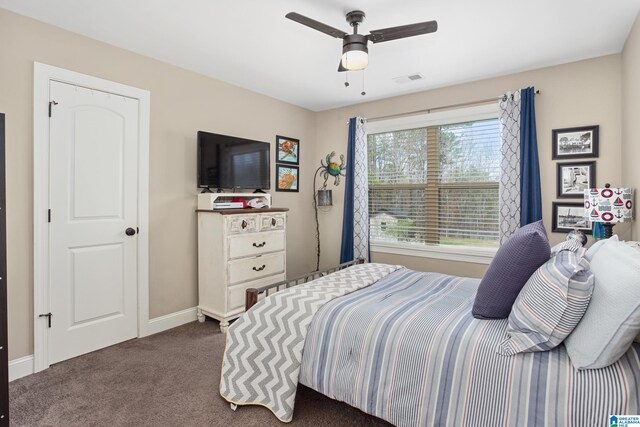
<box><xmin>285</xmin><ymin>12</ymin><xmax>348</xmax><ymax>39</ymax></box>
<box><xmin>338</xmin><ymin>61</ymin><xmax>347</xmax><ymax>72</ymax></box>
<box><xmin>368</xmin><ymin>20</ymin><xmax>438</xmax><ymax>43</ymax></box>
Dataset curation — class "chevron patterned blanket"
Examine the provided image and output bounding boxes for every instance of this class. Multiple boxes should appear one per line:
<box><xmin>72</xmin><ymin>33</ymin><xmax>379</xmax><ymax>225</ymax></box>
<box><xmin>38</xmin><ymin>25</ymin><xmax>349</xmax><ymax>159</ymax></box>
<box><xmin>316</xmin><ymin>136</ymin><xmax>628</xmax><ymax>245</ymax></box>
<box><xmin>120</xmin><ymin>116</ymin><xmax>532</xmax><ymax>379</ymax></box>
<box><xmin>219</xmin><ymin>263</ymin><xmax>402</xmax><ymax>422</ymax></box>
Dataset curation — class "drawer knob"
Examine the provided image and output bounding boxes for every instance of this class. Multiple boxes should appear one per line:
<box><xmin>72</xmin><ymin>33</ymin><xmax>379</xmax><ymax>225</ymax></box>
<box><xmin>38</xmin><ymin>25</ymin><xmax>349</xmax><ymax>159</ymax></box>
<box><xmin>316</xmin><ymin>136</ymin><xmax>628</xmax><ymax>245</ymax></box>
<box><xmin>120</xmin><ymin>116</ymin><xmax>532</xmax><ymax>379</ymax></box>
<box><xmin>271</xmin><ymin>218</ymin><xmax>276</xmax><ymax>226</ymax></box>
<box><xmin>252</xmin><ymin>264</ymin><xmax>266</xmax><ymax>271</ymax></box>
<box><xmin>241</xmin><ymin>220</ymin><xmax>248</xmax><ymax>229</ymax></box>
<box><xmin>253</xmin><ymin>242</ymin><xmax>266</xmax><ymax>248</ymax></box>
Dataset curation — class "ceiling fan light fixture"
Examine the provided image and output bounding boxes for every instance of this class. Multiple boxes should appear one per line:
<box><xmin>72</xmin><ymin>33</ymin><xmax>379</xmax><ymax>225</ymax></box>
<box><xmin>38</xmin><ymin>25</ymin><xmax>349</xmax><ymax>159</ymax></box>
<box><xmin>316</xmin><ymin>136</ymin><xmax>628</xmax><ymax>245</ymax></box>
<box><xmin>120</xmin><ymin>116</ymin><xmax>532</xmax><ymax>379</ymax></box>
<box><xmin>341</xmin><ymin>50</ymin><xmax>368</xmax><ymax>71</ymax></box>
<box><xmin>341</xmin><ymin>34</ymin><xmax>368</xmax><ymax>71</ymax></box>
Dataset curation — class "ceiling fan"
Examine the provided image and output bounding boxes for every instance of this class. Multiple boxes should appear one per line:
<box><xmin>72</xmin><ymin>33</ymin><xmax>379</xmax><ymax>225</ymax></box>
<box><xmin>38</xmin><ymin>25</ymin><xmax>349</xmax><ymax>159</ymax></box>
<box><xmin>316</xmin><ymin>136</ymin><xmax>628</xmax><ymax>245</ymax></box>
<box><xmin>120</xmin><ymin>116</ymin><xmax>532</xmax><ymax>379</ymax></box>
<box><xmin>285</xmin><ymin>10</ymin><xmax>438</xmax><ymax>72</ymax></box>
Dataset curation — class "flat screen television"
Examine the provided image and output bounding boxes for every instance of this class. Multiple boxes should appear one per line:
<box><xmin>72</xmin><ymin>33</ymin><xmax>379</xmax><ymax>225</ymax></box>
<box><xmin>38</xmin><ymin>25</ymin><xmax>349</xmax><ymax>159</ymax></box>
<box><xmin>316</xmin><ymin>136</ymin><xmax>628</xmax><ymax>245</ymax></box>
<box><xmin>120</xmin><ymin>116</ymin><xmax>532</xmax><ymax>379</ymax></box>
<box><xmin>197</xmin><ymin>131</ymin><xmax>270</xmax><ymax>191</ymax></box>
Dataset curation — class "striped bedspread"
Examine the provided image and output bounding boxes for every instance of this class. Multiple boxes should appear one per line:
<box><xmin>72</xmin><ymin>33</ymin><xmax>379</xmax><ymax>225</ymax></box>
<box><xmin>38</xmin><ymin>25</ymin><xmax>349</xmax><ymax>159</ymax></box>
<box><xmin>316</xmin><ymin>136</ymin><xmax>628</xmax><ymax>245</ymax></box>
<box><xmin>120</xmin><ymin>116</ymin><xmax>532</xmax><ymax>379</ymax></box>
<box><xmin>299</xmin><ymin>268</ymin><xmax>640</xmax><ymax>427</ymax></box>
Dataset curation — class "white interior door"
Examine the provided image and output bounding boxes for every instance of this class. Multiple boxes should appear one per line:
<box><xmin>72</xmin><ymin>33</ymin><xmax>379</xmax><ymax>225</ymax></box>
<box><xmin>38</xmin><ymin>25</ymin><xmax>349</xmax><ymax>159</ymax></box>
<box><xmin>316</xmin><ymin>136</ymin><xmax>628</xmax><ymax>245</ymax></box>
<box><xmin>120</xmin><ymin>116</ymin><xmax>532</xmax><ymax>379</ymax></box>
<box><xmin>48</xmin><ymin>81</ymin><xmax>139</xmax><ymax>364</ymax></box>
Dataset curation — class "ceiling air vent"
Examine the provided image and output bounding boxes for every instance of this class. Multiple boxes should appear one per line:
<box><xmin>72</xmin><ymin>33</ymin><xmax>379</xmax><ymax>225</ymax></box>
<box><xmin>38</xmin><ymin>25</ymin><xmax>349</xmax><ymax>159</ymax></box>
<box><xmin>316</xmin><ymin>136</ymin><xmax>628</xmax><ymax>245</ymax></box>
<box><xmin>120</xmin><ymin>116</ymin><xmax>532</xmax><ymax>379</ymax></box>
<box><xmin>392</xmin><ymin>73</ymin><xmax>424</xmax><ymax>84</ymax></box>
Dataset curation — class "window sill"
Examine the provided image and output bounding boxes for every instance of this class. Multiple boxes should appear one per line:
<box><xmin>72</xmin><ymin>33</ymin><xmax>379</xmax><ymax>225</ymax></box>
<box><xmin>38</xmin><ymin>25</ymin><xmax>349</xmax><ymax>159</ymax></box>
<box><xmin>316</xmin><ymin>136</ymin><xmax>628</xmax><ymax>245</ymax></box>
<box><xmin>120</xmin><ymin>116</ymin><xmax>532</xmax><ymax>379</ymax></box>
<box><xmin>371</xmin><ymin>242</ymin><xmax>498</xmax><ymax>265</ymax></box>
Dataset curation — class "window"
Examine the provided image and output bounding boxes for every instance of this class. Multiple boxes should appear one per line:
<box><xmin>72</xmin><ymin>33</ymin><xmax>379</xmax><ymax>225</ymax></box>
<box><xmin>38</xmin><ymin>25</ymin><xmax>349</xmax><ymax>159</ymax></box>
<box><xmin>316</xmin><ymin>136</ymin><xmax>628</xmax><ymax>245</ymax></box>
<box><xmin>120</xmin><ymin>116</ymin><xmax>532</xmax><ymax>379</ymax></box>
<box><xmin>367</xmin><ymin>104</ymin><xmax>501</xmax><ymax>260</ymax></box>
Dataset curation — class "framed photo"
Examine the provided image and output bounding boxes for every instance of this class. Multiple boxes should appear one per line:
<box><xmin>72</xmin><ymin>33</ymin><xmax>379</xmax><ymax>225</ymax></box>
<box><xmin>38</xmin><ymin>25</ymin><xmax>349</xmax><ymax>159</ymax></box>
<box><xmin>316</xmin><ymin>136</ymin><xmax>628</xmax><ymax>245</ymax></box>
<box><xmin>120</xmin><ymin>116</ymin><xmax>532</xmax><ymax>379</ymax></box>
<box><xmin>552</xmin><ymin>125</ymin><xmax>599</xmax><ymax>159</ymax></box>
<box><xmin>556</xmin><ymin>161</ymin><xmax>595</xmax><ymax>198</ymax></box>
<box><xmin>276</xmin><ymin>135</ymin><xmax>299</xmax><ymax>165</ymax></box>
<box><xmin>276</xmin><ymin>165</ymin><xmax>299</xmax><ymax>192</ymax></box>
<box><xmin>552</xmin><ymin>202</ymin><xmax>591</xmax><ymax>233</ymax></box>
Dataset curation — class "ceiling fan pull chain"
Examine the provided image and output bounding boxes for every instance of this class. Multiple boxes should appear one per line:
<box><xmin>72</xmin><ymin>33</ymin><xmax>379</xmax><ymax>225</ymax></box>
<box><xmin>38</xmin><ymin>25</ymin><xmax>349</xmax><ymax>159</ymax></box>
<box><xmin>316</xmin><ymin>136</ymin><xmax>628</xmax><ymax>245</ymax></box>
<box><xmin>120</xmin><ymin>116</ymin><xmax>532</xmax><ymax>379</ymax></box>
<box><xmin>361</xmin><ymin>71</ymin><xmax>366</xmax><ymax>96</ymax></box>
<box><xmin>345</xmin><ymin>71</ymin><xmax>350</xmax><ymax>88</ymax></box>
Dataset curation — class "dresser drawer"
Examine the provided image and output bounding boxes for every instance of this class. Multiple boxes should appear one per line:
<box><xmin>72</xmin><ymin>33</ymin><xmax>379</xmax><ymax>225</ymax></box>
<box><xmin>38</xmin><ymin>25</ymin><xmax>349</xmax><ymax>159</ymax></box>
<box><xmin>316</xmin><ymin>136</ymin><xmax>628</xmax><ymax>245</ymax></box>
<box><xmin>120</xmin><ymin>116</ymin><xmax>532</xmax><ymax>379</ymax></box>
<box><xmin>226</xmin><ymin>214</ymin><xmax>258</xmax><ymax>234</ymax></box>
<box><xmin>228</xmin><ymin>230</ymin><xmax>285</xmax><ymax>259</ymax></box>
<box><xmin>227</xmin><ymin>273</ymin><xmax>285</xmax><ymax>311</ymax></box>
<box><xmin>228</xmin><ymin>252</ymin><xmax>285</xmax><ymax>285</ymax></box>
<box><xmin>258</xmin><ymin>213</ymin><xmax>286</xmax><ymax>231</ymax></box>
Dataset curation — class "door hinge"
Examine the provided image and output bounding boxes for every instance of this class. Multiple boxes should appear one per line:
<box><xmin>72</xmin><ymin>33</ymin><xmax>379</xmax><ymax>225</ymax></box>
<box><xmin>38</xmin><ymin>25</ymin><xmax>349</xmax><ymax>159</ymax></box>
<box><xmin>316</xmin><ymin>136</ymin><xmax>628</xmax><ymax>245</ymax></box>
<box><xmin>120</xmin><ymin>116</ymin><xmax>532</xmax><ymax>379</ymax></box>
<box><xmin>48</xmin><ymin>100</ymin><xmax>58</xmax><ymax>118</ymax></box>
<box><xmin>39</xmin><ymin>312</ymin><xmax>53</xmax><ymax>328</ymax></box>
<box><xmin>48</xmin><ymin>209</ymin><xmax>51</xmax><ymax>223</ymax></box>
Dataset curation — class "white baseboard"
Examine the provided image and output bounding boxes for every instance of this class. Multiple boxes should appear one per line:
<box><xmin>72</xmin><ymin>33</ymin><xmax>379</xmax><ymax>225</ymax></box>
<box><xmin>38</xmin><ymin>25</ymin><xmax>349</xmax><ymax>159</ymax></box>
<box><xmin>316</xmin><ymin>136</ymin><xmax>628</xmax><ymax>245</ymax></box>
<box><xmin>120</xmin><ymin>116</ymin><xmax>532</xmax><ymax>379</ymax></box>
<box><xmin>9</xmin><ymin>308</ymin><xmax>196</xmax><ymax>381</ymax></box>
<box><xmin>9</xmin><ymin>355</ymin><xmax>34</xmax><ymax>382</ymax></box>
<box><xmin>145</xmin><ymin>307</ymin><xmax>197</xmax><ymax>336</ymax></box>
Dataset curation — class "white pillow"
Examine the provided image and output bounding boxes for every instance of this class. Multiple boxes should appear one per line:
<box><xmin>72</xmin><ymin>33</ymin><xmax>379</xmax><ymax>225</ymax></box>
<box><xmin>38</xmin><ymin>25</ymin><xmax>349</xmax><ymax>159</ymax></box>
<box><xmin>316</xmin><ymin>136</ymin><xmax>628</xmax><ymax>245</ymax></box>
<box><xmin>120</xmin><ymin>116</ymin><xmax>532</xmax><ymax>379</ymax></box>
<box><xmin>622</xmin><ymin>240</ymin><xmax>640</xmax><ymax>343</ymax></box>
<box><xmin>564</xmin><ymin>237</ymin><xmax>640</xmax><ymax>369</ymax></box>
<box><xmin>584</xmin><ymin>235</ymin><xmax>618</xmax><ymax>261</ymax></box>
<box><xmin>624</xmin><ymin>241</ymin><xmax>640</xmax><ymax>251</ymax></box>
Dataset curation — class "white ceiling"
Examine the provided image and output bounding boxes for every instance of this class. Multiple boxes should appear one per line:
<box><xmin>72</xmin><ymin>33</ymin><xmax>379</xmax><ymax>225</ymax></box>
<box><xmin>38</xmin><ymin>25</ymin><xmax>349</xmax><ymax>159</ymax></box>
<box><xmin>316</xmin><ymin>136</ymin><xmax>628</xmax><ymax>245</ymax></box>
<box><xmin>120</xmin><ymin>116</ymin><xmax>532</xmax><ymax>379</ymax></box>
<box><xmin>1</xmin><ymin>0</ymin><xmax>639</xmax><ymax>111</ymax></box>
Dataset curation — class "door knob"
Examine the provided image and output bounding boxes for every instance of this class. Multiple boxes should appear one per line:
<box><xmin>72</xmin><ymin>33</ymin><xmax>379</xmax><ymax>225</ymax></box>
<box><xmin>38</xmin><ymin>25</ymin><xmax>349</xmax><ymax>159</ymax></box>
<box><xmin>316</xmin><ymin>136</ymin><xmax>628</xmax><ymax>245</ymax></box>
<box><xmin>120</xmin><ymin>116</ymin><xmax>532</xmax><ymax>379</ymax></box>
<box><xmin>125</xmin><ymin>227</ymin><xmax>136</xmax><ymax>236</ymax></box>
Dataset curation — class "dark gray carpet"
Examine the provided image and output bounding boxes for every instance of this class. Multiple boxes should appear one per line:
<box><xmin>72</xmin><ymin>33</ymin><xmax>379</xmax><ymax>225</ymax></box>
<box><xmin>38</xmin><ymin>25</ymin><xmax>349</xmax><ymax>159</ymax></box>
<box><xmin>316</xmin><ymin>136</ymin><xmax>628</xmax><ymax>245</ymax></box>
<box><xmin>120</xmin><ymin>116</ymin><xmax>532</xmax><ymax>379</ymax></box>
<box><xmin>9</xmin><ymin>320</ymin><xmax>392</xmax><ymax>426</ymax></box>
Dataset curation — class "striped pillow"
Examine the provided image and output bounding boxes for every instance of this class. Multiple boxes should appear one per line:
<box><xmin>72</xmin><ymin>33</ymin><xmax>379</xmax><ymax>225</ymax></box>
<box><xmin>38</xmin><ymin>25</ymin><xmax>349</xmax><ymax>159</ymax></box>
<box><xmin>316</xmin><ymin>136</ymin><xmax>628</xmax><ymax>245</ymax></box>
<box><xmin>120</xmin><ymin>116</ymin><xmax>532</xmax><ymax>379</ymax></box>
<box><xmin>497</xmin><ymin>249</ymin><xmax>594</xmax><ymax>356</ymax></box>
<box><xmin>550</xmin><ymin>238</ymin><xmax>586</xmax><ymax>257</ymax></box>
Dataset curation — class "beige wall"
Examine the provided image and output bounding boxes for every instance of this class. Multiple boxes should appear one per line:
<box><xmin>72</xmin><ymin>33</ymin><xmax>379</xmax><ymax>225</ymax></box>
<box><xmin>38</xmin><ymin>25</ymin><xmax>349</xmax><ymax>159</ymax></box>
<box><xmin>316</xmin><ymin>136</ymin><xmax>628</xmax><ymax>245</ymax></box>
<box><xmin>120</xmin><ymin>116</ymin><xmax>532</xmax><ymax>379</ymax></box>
<box><xmin>0</xmin><ymin>9</ymin><xmax>318</xmax><ymax>360</ymax></box>
<box><xmin>622</xmin><ymin>12</ymin><xmax>640</xmax><ymax>240</ymax></box>
<box><xmin>315</xmin><ymin>55</ymin><xmax>624</xmax><ymax>276</ymax></box>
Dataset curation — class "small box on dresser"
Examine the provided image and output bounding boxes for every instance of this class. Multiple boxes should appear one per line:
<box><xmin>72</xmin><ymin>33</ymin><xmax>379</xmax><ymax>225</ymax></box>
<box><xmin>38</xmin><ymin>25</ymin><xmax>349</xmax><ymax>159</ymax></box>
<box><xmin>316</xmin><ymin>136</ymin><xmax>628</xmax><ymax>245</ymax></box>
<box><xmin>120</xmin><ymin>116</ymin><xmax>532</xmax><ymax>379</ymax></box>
<box><xmin>196</xmin><ymin>207</ymin><xmax>288</xmax><ymax>333</ymax></box>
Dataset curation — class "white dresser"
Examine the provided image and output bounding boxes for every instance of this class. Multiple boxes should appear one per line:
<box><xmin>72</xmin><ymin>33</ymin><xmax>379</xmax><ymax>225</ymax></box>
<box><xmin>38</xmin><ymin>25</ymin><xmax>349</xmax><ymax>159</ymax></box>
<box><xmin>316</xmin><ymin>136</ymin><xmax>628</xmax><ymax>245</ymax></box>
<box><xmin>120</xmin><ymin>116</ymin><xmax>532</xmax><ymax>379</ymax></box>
<box><xmin>196</xmin><ymin>208</ymin><xmax>287</xmax><ymax>332</ymax></box>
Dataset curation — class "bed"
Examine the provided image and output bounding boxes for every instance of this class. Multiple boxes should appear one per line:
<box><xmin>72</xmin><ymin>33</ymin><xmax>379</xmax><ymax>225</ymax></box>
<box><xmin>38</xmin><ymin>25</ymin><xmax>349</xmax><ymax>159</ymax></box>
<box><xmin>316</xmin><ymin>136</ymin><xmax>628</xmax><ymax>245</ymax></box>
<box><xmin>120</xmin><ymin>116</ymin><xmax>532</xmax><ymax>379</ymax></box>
<box><xmin>220</xmin><ymin>261</ymin><xmax>640</xmax><ymax>427</ymax></box>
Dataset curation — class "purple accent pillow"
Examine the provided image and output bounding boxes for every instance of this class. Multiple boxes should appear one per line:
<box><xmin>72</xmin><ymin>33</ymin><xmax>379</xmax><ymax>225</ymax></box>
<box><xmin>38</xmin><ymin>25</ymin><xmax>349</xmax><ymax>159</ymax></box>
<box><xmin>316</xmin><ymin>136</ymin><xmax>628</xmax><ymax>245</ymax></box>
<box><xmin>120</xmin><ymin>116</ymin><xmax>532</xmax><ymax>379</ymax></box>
<box><xmin>472</xmin><ymin>220</ymin><xmax>550</xmax><ymax>319</ymax></box>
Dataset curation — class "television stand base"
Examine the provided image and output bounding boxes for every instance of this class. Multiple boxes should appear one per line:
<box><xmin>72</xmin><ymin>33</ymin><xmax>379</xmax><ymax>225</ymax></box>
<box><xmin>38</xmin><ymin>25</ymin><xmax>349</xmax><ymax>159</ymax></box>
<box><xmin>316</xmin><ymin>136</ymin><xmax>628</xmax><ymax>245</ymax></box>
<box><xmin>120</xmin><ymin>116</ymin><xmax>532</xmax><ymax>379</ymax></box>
<box><xmin>197</xmin><ymin>192</ymin><xmax>272</xmax><ymax>210</ymax></box>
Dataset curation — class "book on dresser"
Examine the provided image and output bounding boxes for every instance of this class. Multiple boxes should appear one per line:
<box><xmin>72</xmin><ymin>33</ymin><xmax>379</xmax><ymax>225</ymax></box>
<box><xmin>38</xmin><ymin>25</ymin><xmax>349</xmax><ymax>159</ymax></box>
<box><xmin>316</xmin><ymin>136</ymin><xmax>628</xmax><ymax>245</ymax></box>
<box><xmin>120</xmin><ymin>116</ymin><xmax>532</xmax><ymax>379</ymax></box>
<box><xmin>196</xmin><ymin>205</ymin><xmax>288</xmax><ymax>333</ymax></box>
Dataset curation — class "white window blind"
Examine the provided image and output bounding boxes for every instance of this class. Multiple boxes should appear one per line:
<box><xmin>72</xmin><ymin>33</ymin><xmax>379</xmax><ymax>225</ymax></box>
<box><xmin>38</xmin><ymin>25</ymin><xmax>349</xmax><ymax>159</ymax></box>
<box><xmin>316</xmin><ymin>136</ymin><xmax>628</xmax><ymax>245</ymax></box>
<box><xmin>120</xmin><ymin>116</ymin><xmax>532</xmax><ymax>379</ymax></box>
<box><xmin>368</xmin><ymin>116</ymin><xmax>500</xmax><ymax>249</ymax></box>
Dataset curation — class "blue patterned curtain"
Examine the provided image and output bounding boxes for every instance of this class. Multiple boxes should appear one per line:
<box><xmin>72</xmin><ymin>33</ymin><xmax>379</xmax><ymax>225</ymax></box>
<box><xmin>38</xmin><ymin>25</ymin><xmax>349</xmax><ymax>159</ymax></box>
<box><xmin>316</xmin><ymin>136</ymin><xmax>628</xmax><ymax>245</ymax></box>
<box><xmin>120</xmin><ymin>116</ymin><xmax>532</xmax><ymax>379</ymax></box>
<box><xmin>498</xmin><ymin>92</ymin><xmax>521</xmax><ymax>244</ymax></box>
<box><xmin>340</xmin><ymin>119</ymin><xmax>356</xmax><ymax>263</ymax></box>
<box><xmin>519</xmin><ymin>87</ymin><xmax>542</xmax><ymax>225</ymax></box>
<box><xmin>340</xmin><ymin>117</ymin><xmax>369</xmax><ymax>263</ymax></box>
<box><xmin>499</xmin><ymin>87</ymin><xmax>542</xmax><ymax>243</ymax></box>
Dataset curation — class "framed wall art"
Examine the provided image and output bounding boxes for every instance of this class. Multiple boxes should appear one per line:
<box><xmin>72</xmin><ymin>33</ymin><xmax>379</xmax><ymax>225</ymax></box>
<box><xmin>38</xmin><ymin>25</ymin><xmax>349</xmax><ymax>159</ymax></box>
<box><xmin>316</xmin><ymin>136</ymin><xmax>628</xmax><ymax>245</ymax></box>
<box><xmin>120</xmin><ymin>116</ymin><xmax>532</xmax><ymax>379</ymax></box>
<box><xmin>276</xmin><ymin>135</ymin><xmax>299</xmax><ymax>165</ymax></box>
<box><xmin>556</xmin><ymin>161</ymin><xmax>595</xmax><ymax>198</ymax></box>
<box><xmin>276</xmin><ymin>165</ymin><xmax>299</xmax><ymax>192</ymax></box>
<box><xmin>551</xmin><ymin>202</ymin><xmax>591</xmax><ymax>233</ymax></box>
<box><xmin>552</xmin><ymin>125</ymin><xmax>599</xmax><ymax>159</ymax></box>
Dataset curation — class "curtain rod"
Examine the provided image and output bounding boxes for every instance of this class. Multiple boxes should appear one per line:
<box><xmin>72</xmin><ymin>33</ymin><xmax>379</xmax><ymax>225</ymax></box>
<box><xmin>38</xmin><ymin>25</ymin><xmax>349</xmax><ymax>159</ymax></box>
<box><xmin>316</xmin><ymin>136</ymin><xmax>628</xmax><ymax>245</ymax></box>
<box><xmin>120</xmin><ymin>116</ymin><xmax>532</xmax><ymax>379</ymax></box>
<box><xmin>362</xmin><ymin>89</ymin><xmax>541</xmax><ymax>123</ymax></box>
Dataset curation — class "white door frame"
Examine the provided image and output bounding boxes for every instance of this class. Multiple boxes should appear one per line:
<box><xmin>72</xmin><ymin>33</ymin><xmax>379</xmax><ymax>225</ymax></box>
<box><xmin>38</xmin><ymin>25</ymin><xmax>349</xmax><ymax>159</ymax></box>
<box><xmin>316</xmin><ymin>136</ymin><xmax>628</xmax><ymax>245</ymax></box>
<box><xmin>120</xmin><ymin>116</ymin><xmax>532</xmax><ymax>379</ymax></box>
<box><xmin>33</xmin><ymin>62</ymin><xmax>150</xmax><ymax>372</ymax></box>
